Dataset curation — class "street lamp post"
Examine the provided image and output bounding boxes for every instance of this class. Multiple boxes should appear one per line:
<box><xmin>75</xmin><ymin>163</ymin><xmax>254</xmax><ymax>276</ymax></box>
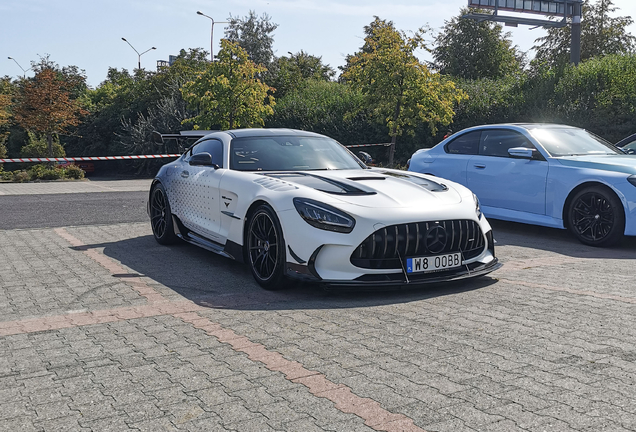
<box><xmin>7</xmin><ymin>57</ymin><xmax>32</xmax><ymax>78</ymax></box>
<box><xmin>121</xmin><ymin>38</ymin><xmax>156</xmax><ymax>69</ymax></box>
<box><xmin>196</xmin><ymin>11</ymin><xmax>228</xmax><ymax>61</ymax></box>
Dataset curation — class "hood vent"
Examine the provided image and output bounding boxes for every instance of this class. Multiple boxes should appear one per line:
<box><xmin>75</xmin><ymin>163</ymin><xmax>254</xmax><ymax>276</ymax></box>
<box><xmin>347</xmin><ymin>176</ymin><xmax>386</xmax><ymax>181</ymax></box>
<box><xmin>263</xmin><ymin>172</ymin><xmax>376</xmax><ymax>196</ymax></box>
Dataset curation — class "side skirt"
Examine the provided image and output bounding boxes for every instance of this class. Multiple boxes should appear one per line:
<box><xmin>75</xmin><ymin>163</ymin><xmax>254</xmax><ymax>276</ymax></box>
<box><xmin>171</xmin><ymin>215</ymin><xmax>240</xmax><ymax>261</ymax></box>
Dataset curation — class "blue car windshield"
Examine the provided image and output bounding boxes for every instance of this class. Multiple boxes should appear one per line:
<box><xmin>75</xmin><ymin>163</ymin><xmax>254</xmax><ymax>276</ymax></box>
<box><xmin>530</xmin><ymin>127</ymin><xmax>621</xmax><ymax>157</ymax></box>
<box><xmin>230</xmin><ymin>136</ymin><xmax>364</xmax><ymax>171</ymax></box>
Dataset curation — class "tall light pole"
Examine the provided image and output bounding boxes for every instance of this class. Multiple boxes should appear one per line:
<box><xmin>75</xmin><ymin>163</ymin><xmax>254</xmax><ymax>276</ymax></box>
<box><xmin>196</xmin><ymin>11</ymin><xmax>228</xmax><ymax>61</ymax></box>
<box><xmin>7</xmin><ymin>57</ymin><xmax>32</xmax><ymax>78</ymax></box>
<box><xmin>121</xmin><ymin>38</ymin><xmax>156</xmax><ymax>69</ymax></box>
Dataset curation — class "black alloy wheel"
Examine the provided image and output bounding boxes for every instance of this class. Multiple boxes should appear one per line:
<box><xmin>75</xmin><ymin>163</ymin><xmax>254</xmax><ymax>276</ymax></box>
<box><xmin>568</xmin><ymin>186</ymin><xmax>624</xmax><ymax>247</ymax></box>
<box><xmin>247</xmin><ymin>205</ymin><xmax>287</xmax><ymax>289</ymax></box>
<box><xmin>150</xmin><ymin>184</ymin><xmax>177</xmax><ymax>245</ymax></box>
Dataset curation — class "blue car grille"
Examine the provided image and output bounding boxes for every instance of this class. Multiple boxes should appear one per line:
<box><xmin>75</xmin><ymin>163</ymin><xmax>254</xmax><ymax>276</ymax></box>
<box><xmin>350</xmin><ymin>219</ymin><xmax>485</xmax><ymax>270</ymax></box>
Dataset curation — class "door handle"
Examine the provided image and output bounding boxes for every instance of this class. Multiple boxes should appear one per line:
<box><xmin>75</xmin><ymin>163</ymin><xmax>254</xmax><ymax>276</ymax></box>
<box><xmin>473</xmin><ymin>164</ymin><xmax>486</xmax><ymax>169</ymax></box>
<box><xmin>181</xmin><ymin>170</ymin><xmax>189</xmax><ymax>178</ymax></box>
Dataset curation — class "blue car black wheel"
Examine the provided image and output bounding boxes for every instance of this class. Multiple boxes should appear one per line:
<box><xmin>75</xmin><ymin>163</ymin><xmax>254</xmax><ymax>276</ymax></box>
<box><xmin>568</xmin><ymin>186</ymin><xmax>624</xmax><ymax>247</ymax></box>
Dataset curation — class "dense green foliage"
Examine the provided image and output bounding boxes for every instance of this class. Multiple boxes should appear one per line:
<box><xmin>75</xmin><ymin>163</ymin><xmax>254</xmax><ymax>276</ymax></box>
<box><xmin>181</xmin><ymin>40</ymin><xmax>274</xmax><ymax>130</ymax></box>
<box><xmin>1</xmin><ymin>164</ymin><xmax>84</xmax><ymax>182</ymax></box>
<box><xmin>533</xmin><ymin>0</ymin><xmax>635</xmax><ymax>69</ymax></box>
<box><xmin>343</xmin><ymin>17</ymin><xmax>466</xmax><ymax>165</ymax></box>
<box><xmin>432</xmin><ymin>8</ymin><xmax>524</xmax><ymax>79</ymax></box>
<box><xmin>552</xmin><ymin>54</ymin><xmax>636</xmax><ymax>142</ymax></box>
<box><xmin>267</xmin><ymin>51</ymin><xmax>335</xmax><ymax>99</ymax></box>
<box><xmin>1</xmin><ymin>2</ymin><xmax>636</xmax><ymax>180</ymax></box>
<box><xmin>225</xmin><ymin>10</ymin><xmax>278</xmax><ymax>68</ymax></box>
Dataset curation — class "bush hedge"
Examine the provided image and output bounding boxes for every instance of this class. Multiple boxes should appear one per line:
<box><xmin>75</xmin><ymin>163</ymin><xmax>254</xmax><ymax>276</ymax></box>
<box><xmin>0</xmin><ymin>164</ymin><xmax>85</xmax><ymax>182</ymax></box>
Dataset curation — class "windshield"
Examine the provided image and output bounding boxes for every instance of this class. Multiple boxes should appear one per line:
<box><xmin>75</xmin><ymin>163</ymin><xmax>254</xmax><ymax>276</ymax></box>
<box><xmin>529</xmin><ymin>127</ymin><xmax>621</xmax><ymax>157</ymax></box>
<box><xmin>230</xmin><ymin>136</ymin><xmax>364</xmax><ymax>171</ymax></box>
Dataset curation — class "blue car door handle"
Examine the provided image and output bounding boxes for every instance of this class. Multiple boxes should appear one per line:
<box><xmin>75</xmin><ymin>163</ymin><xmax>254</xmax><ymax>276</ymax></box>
<box><xmin>473</xmin><ymin>164</ymin><xmax>486</xmax><ymax>169</ymax></box>
<box><xmin>181</xmin><ymin>170</ymin><xmax>189</xmax><ymax>178</ymax></box>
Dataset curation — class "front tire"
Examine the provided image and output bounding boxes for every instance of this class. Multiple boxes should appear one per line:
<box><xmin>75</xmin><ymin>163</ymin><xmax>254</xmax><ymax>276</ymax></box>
<box><xmin>247</xmin><ymin>205</ymin><xmax>288</xmax><ymax>290</ymax></box>
<box><xmin>567</xmin><ymin>186</ymin><xmax>624</xmax><ymax>247</ymax></box>
<box><xmin>150</xmin><ymin>183</ymin><xmax>178</xmax><ymax>245</ymax></box>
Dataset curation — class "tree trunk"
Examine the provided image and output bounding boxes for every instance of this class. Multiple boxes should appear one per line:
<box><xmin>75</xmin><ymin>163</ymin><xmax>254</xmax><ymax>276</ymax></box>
<box><xmin>388</xmin><ymin>99</ymin><xmax>402</xmax><ymax>167</ymax></box>
<box><xmin>388</xmin><ymin>135</ymin><xmax>397</xmax><ymax>167</ymax></box>
<box><xmin>47</xmin><ymin>133</ymin><xmax>53</xmax><ymax>158</ymax></box>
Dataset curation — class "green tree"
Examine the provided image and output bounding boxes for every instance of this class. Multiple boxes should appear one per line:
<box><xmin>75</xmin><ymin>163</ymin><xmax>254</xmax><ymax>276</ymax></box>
<box><xmin>552</xmin><ymin>54</ymin><xmax>636</xmax><ymax>141</ymax></box>
<box><xmin>20</xmin><ymin>131</ymin><xmax>65</xmax><ymax>157</ymax></box>
<box><xmin>14</xmin><ymin>64</ymin><xmax>88</xmax><ymax>158</ymax></box>
<box><xmin>225</xmin><ymin>11</ymin><xmax>278</xmax><ymax>68</ymax></box>
<box><xmin>432</xmin><ymin>8</ymin><xmax>524</xmax><ymax>79</ymax></box>
<box><xmin>66</xmin><ymin>48</ymin><xmax>210</xmax><ymax>162</ymax></box>
<box><xmin>267</xmin><ymin>51</ymin><xmax>335</xmax><ymax>99</ymax></box>
<box><xmin>0</xmin><ymin>77</ymin><xmax>12</xmax><ymax>159</ymax></box>
<box><xmin>343</xmin><ymin>17</ymin><xmax>466</xmax><ymax>166</ymax></box>
<box><xmin>533</xmin><ymin>0</ymin><xmax>635</xmax><ymax>68</ymax></box>
<box><xmin>181</xmin><ymin>40</ymin><xmax>275</xmax><ymax>130</ymax></box>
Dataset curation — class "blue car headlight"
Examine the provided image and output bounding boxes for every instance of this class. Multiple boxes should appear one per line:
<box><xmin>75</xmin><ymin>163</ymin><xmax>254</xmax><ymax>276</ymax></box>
<box><xmin>473</xmin><ymin>193</ymin><xmax>482</xmax><ymax>219</ymax></box>
<box><xmin>628</xmin><ymin>175</ymin><xmax>636</xmax><ymax>187</ymax></box>
<box><xmin>293</xmin><ymin>198</ymin><xmax>355</xmax><ymax>233</ymax></box>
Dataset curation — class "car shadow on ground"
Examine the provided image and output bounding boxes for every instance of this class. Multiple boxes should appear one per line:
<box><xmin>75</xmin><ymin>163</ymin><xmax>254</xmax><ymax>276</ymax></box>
<box><xmin>489</xmin><ymin>219</ymin><xmax>636</xmax><ymax>259</ymax></box>
<box><xmin>75</xmin><ymin>234</ymin><xmax>498</xmax><ymax>312</ymax></box>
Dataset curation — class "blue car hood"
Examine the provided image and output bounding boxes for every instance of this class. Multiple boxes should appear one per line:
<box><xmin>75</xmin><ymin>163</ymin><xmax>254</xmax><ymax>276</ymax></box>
<box><xmin>556</xmin><ymin>155</ymin><xmax>636</xmax><ymax>175</ymax></box>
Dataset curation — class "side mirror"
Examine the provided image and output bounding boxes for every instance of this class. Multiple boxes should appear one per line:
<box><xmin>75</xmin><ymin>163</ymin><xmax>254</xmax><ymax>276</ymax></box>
<box><xmin>151</xmin><ymin>131</ymin><xmax>164</xmax><ymax>144</ymax></box>
<box><xmin>508</xmin><ymin>147</ymin><xmax>534</xmax><ymax>159</ymax></box>
<box><xmin>189</xmin><ymin>152</ymin><xmax>219</xmax><ymax>168</ymax></box>
<box><xmin>358</xmin><ymin>151</ymin><xmax>374</xmax><ymax>165</ymax></box>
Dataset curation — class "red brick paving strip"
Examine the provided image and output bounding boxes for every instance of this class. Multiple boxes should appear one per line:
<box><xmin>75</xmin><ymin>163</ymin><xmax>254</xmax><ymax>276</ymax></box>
<box><xmin>54</xmin><ymin>227</ymin><xmax>167</xmax><ymax>303</ymax></box>
<box><xmin>175</xmin><ymin>311</ymin><xmax>427</xmax><ymax>432</ymax></box>
<box><xmin>48</xmin><ymin>227</ymin><xmax>428</xmax><ymax>432</ymax></box>
<box><xmin>0</xmin><ymin>301</ymin><xmax>203</xmax><ymax>337</ymax></box>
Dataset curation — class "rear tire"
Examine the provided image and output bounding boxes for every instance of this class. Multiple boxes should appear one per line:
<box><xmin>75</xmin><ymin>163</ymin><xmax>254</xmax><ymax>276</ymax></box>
<box><xmin>567</xmin><ymin>186</ymin><xmax>624</xmax><ymax>247</ymax></box>
<box><xmin>247</xmin><ymin>205</ymin><xmax>288</xmax><ymax>290</ymax></box>
<box><xmin>150</xmin><ymin>183</ymin><xmax>178</xmax><ymax>245</ymax></box>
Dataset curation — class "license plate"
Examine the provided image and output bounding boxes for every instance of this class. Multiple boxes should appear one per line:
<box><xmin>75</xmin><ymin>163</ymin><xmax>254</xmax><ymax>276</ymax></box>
<box><xmin>406</xmin><ymin>253</ymin><xmax>462</xmax><ymax>274</ymax></box>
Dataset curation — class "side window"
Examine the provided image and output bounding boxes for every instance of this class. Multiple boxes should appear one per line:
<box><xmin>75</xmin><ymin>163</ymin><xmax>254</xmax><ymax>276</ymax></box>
<box><xmin>191</xmin><ymin>139</ymin><xmax>224</xmax><ymax>167</ymax></box>
<box><xmin>444</xmin><ymin>131</ymin><xmax>481</xmax><ymax>155</ymax></box>
<box><xmin>480</xmin><ymin>129</ymin><xmax>536</xmax><ymax>158</ymax></box>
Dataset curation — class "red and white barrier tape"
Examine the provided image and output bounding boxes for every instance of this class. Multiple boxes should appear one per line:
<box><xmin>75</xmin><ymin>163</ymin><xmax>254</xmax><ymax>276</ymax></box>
<box><xmin>0</xmin><ymin>154</ymin><xmax>182</xmax><ymax>163</ymax></box>
<box><xmin>0</xmin><ymin>143</ymin><xmax>389</xmax><ymax>164</ymax></box>
<box><xmin>346</xmin><ymin>143</ymin><xmax>392</xmax><ymax>148</ymax></box>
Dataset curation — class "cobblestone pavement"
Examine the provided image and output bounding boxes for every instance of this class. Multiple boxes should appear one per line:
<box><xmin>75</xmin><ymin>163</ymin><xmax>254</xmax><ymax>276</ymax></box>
<box><xmin>2</xmin><ymin>213</ymin><xmax>636</xmax><ymax>430</ymax></box>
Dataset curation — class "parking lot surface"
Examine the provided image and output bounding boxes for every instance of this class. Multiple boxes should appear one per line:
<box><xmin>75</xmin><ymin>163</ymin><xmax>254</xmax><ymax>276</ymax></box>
<box><xmin>2</xmin><ymin>179</ymin><xmax>636</xmax><ymax>431</ymax></box>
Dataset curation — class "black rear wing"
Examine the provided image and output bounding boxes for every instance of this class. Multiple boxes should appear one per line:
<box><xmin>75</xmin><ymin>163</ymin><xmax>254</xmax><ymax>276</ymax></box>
<box><xmin>152</xmin><ymin>130</ymin><xmax>216</xmax><ymax>144</ymax></box>
<box><xmin>152</xmin><ymin>130</ymin><xmax>217</xmax><ymax>153</ymax></box>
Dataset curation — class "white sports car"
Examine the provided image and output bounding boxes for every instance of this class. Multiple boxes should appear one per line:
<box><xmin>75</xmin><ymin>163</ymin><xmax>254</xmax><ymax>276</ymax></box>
<box><xmin>148</xmin><ymin>129</ymin><xmax>500</xmax><ymax>289</ymax></box>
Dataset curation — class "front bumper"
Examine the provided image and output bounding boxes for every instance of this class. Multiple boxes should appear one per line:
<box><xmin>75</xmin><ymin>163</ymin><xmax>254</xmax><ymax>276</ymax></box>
<box><xmin>286</xmin><ymin>256</ymin><xmax>501</xmax><ymax>288</ymax></box>
<box><xmin>325</xmin><ymin>258</ymin><xmax>501</xmax><ymax>288</ymax></box>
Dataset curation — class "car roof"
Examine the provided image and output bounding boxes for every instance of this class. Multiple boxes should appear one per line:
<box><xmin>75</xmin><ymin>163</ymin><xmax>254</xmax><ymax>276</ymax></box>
<box><xmin>464</xmin><ymin>123</ymin><xmax>579</xmax><ymax>130</ymax></box>
<box><xmin>616</xmin><ymin>132</ymin><xmax>636</xmax><ymax>147</ymax></box>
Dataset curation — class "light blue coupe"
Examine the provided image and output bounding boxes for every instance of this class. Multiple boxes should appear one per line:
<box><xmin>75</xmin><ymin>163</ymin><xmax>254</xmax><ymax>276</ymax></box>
<box><xmin>408</xmin><ymin>123</ymin><xmax>636</xmax><ymax>247</ymax></box>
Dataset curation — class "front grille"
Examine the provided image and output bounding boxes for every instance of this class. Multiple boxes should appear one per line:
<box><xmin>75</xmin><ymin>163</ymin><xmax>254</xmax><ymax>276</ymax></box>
<box><xmin>350</xmin><ymin>219</ymin><xmax>485</xmax><ymax>269</ymax></box>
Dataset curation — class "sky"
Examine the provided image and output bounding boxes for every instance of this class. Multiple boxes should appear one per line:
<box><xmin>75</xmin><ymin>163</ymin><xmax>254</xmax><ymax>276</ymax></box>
<box><xmin>2</xmin><ymin>0</ymin><xmax>636</xmax><ymax>87</ymax></box>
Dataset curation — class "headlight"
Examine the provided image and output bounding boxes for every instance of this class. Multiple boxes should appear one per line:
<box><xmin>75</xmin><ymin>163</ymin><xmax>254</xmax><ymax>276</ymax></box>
<box><xmin>473</xmin><ymin>193</ymin><xmax>482</xmax><ymax>219</ymax></box>
<box><xmin>293</xmin><ymin>198</ymin><xmax>355</xmax><ymax>233</ymax></box>
<box><xmin>628</xmin><ymin>175</ymin><xmax>636</xmax><ymax>187</ymax></box>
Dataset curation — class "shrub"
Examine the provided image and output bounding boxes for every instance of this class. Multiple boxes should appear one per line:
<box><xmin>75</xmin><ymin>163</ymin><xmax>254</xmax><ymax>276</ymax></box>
<box><xmin>39</xmin><ymin>168</ymin><xmax>63</xmax><ymax>180</ymax></box>
<box><xmin>28</xmin><ymin>164</ymin><xmax>48</xmax><ymax>180</ymax></box>
<box><xmin>12</xmin><ymin>171</ymin><xmax>30</xmax><ymax>182</ymax></box>
<box><xmin>20</xmin><ymin>132</ymin><xmax>66</xmax><ymax>158</ymax></box>
<box><xmin>64</xmin><ymin>164</ymin><xmax>85</xmax><ymax>179</ymax></box>
<box><xmin>553</xmin><ymin>54</ymin><xmax>636</xmax><ymax>142</ymax></box>
<box><xmin>28</xmin><ymin>164</ymin><xmax>64</xmax><ymax>181</ymax></box>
